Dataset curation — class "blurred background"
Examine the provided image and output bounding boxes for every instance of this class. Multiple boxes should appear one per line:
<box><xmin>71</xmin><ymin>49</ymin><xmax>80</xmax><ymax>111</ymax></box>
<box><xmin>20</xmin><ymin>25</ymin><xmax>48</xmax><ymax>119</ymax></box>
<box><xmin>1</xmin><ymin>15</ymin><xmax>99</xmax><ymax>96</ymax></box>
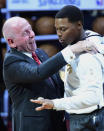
<box><xmin>0</xmin><ymin>0</ymin><xmax>104</xmax><ymax>131</ymax></box>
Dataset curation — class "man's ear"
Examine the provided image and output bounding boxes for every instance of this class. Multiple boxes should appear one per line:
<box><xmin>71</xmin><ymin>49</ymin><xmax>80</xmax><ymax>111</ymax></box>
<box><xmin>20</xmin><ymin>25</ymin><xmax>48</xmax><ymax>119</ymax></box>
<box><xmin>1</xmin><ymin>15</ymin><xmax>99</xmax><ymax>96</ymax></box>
<box><xmin>7</xmin><ymin>39</ymin><xmax>16</xmax><ymax>48</ymax></box>
<box><xmin>77</xmin><ymin>21</ymin><xmax>82</xmax><ymax>30</ymax></box>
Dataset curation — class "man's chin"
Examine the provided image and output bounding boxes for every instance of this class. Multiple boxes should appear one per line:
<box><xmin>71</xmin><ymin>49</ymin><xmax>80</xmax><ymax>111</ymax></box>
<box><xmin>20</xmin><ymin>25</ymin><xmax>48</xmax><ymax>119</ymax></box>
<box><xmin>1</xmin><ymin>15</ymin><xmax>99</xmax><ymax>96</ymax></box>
<box><xmin>27</xmin><ymin>46</ymin><xmax>35</xmax><ymax>52</ymax></box>
<box><xmin>62</xmin><ymin>41</ymin><xmax>75</xmax><ymax>46</ymax></box>
<box><xmin>61</xmin><ymin>42</ymin><xmax>69</xmax><ymax>48</ymax></box>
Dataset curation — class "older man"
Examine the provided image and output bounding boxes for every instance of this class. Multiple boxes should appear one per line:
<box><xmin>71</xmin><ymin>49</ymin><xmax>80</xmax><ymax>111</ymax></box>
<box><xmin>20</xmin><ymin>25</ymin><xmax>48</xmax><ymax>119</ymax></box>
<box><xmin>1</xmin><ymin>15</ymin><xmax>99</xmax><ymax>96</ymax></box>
<box><xmin>2</xmin><ymin>16</ymin><xmax>99</xmax><ymax>131</ymax></box>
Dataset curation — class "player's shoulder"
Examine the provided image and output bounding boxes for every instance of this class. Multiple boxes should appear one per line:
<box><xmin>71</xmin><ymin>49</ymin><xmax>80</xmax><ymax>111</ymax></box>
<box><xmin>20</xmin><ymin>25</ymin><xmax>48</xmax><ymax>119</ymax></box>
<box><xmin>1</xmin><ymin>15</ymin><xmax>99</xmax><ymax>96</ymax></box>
<box><xmin>79</xmin><ymin>53</ymin><xmax>97</xmax><ymax>64</ymax></box>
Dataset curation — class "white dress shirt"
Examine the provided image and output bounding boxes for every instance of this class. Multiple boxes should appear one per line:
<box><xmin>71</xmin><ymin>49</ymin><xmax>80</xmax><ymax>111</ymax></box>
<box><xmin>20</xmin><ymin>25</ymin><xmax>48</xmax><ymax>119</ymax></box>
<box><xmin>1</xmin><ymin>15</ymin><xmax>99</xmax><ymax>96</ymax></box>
<box><xmin>52</xmin><ymin>31</ymin><xmax>104</xmax><ymax>114</ymax></box>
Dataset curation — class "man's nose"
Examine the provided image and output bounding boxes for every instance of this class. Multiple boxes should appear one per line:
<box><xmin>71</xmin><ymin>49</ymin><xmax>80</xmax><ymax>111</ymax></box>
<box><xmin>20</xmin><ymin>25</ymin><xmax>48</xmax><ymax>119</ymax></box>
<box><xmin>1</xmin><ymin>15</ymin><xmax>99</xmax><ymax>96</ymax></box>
<box><xmin>30</xmin><ymin>30</ymin><xmax>35</xmax><ymax>38</ymax></box>
<box><xmin>57</xmin><ymin>30</ymin><xmax>62</xmax><ymax>37</ymax></box>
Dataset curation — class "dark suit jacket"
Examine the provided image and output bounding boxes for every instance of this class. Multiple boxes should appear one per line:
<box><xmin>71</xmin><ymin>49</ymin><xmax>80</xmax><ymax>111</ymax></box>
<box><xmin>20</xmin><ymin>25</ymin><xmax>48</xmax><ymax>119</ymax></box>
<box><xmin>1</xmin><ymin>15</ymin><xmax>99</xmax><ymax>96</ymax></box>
<box><xmin>3</xmin><ymin>48</ymin><xmax>67</xmax><ymax>131</ymax></box>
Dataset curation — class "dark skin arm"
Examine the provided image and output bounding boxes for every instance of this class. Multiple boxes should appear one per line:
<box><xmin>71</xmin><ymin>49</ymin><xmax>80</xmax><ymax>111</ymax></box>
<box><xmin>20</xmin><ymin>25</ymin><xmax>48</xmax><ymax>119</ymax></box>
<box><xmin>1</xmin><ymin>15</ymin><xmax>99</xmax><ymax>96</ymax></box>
<box><xmin>30</xmin><ymin>97</ymin><xmax>54</xmax><ymax>111</ymax></box>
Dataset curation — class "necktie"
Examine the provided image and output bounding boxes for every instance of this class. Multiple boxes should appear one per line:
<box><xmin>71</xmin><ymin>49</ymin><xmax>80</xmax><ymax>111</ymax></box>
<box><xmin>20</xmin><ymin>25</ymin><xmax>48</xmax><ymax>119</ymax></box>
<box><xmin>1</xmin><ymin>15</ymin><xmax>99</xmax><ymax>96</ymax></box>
<box><xmin>32</xmin><ymin>52</ymin><xmax>41</xmax><ymax>64</ymax></box>
<box><xmin>32</xmin><ymin>51</ymin><xmax>55</xmax><ymax>87</ymax></box>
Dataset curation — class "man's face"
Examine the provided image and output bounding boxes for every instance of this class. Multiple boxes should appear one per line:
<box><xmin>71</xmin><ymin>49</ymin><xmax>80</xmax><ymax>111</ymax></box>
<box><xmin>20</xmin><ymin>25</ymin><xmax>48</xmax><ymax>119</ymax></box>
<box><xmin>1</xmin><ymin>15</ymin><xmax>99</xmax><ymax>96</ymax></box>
<box><xmin>55</xmin><ymin>18</ymin><xmax>81</xmax><ymax>47</ymax></box>
<box><xmin>11</xmin><ymin>19</ymin><xmax>36</xmax><ymax>52</ymax></box>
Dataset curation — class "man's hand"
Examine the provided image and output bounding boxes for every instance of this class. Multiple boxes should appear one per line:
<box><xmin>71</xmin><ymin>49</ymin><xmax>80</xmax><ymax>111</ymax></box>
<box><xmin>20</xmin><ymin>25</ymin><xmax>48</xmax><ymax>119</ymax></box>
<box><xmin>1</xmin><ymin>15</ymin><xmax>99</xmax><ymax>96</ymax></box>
<box><xmin>70</xmin><ymin>40</ymin><xmax>99</xmax><ymax>54</ymax></box>
<box><xmin>82</xmin><ymin>40</ymin><xmax>98</xmax><ymax>53</ymax></box>
<box><xmin>30</xmin><ymin>97</ymin><xmax>54</xmax><ymax>111</ymax></box>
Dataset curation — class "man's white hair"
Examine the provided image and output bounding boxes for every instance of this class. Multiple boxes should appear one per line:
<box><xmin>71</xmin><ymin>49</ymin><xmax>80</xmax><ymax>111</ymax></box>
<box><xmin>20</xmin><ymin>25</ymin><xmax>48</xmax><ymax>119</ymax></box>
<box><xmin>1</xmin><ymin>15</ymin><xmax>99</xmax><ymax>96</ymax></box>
<box><xmin>2</xmin><ymin>16</ymin><xmax>27</xmax><ymax>41</ymax></box>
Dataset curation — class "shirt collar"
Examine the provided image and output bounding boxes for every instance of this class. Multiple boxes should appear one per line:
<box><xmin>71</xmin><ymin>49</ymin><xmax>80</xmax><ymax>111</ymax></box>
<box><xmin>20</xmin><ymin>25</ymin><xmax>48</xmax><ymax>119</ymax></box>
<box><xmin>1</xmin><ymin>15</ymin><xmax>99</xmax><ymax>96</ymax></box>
<box><xmin>22</xmin><ymin>52</ymin><xmax>32</xmax><ymax>58</ymax></box>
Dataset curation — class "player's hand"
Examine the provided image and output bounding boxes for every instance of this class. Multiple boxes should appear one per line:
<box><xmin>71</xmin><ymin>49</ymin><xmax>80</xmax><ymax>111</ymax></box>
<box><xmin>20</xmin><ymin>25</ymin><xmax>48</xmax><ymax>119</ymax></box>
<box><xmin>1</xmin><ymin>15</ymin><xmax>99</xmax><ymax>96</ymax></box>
<box><xmin>30</xmin><ymin>97</ymin><xmax>54</xmax><ymax>111</ymax></box>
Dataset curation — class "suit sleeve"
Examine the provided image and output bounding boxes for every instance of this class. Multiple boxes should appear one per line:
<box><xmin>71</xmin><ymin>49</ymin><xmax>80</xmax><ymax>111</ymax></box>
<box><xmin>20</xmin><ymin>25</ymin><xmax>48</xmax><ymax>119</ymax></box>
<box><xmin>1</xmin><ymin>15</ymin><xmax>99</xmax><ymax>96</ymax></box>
<box><xmin>3</xmin><ymin>52</ymin><xmax>66</xmax><ymax>83</ymax></box>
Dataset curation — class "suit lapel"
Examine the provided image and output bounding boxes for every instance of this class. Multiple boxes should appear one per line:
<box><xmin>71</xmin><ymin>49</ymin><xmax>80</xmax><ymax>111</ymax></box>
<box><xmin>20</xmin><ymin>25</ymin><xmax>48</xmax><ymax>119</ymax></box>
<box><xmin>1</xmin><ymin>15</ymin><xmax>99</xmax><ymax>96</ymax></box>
<box><xmin>35</xmin><ymin>48</ymin><xmax>46</xmax><ymax>63</ymax></box>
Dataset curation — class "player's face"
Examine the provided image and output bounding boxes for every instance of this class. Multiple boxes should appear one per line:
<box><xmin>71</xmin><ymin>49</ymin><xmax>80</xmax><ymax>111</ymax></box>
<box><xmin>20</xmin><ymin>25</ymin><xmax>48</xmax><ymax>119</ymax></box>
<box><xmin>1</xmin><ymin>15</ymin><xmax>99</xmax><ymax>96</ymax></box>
<box><xmin>55</xmin><ymin>18</ymin><xmax>82</xmax><ymax>47</ymax></box>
